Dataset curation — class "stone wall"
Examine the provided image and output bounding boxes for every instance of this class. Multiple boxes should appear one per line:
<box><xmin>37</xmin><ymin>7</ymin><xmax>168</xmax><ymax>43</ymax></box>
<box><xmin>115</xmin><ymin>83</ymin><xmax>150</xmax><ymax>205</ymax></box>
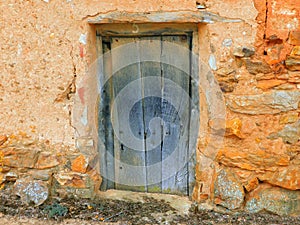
<box><xmin>0</xmin><ymin>0</ymin><xmax>299</xmax><ymax>215</ymax></box>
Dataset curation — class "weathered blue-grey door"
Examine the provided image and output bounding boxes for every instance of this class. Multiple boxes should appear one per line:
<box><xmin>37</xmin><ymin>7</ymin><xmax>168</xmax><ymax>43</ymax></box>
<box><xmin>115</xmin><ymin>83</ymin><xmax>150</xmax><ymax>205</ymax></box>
<box><xmin>98</xmin><ymin>34</ymin><xmax>194</xmax><ymax>195</ymax></box>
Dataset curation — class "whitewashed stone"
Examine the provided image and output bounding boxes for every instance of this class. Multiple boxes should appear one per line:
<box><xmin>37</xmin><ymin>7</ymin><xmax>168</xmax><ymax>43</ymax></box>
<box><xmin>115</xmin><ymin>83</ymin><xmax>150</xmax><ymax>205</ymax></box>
<box><xmin>226</xmin><ymin>91</ymin><xmax>300</xmax><ymax>114</ymax></box>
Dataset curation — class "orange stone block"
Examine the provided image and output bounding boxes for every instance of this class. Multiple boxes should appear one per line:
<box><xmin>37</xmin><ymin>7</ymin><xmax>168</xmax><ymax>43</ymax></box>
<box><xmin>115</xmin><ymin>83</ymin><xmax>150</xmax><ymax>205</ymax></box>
<box><xmin>256</xmin><ymin>79</ymin><xmax>286</xmax><ymax>90</ymax></box>
<box><xmin>216</xmin><ymin>148</ymin><xmax>290</xmax><ymax>171</ymax></box>
<box><xmin>259</xmin><ymin>165</ymin><xmax>300</xmax><ymax>190</ymax></box>
<box><xmin>71</xmin><ymin>155</ymin><xmax>88</xmax><ymax>173</ymax></box>
<box><xmin>225</xmin><ymin>118</ymin><xmax>244</xmax><ymax>138</ymax></box>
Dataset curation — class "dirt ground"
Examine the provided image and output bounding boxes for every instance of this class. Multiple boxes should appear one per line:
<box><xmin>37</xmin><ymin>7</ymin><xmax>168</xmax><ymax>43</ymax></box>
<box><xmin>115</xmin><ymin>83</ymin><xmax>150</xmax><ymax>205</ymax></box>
<box><xmin>0</xmin><ymin>187</ymin><xmax>299</xmax><ymax>225</ymax></box>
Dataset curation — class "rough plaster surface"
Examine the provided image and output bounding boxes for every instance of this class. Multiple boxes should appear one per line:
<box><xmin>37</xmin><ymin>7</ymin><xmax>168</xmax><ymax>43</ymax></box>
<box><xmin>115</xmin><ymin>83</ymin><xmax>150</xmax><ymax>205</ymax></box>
<box><xmin>0</xmin><ymin>0</ymin><xmax>258</xmax><ymax>145</ymax></box>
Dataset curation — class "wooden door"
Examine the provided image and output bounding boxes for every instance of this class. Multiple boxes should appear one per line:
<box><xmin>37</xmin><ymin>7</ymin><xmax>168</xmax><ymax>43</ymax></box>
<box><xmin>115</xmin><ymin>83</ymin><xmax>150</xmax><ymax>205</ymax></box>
<box><xmin>99</xmin><ymin>34</ymin><xmax>193</xmax><ymax>195</ymax></box>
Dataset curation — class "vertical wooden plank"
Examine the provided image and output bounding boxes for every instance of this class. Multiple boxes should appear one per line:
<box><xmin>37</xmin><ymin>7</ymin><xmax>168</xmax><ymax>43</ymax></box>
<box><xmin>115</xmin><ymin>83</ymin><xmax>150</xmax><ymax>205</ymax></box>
<box><xmin>139</xmin><ymin>36</ymin><xmax>162</xmax><ymax>192</ymax></box>
<box><xmin>161</xmin><ymin>35</ymin><xmax>191</xmax><ymax>195</ymax></box>
<box><xmin>110</xmin><ymin>37</ymin><xmax>147</xmax><ymax>192</ymax></box>
<box><xmin>98</xmin><ymin>36</ymin><xmax>115</xmax><ymax>190</ymax></box>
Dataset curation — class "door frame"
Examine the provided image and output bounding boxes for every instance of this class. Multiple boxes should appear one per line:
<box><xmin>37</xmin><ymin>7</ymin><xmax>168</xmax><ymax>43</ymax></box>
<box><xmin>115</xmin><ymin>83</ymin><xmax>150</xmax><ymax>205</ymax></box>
<box><xmin>96</xmin><ymin>23</ymin><xmax>199</xmax><ymax>196</ymax></box>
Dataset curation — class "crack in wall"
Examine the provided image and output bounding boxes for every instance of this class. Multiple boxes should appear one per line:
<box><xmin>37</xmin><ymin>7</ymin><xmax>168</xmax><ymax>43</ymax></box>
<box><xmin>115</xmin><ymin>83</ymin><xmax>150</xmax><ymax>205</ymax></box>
<box><xmin>68</xmin><ymin>45</ymin><xmax>79</xmax><ymax>137</ymax></box>
<box><xmin>263</xmin><ymin>0</ymin><xmax>269</xmax><ymax>39</ymax></box>
<box><xmin>81</xmin><ymin>9</ymin><xmax>118</xmax><ymax>21</ymax></box>
<box><xmin>54</xmin><ymin>45</ymin><xmax>77</xmax><ymax>103</ymax></box>
<box><xmin>54</xmin><ymin>44</ymin><xmax>79</xmax><ymax>138</ymax></box>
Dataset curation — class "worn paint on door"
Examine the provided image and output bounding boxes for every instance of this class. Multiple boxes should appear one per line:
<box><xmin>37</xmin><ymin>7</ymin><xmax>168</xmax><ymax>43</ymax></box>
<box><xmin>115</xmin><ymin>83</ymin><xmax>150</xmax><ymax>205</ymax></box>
<box><xmin>98</xmin><ymin>34</ymin><xmax>194</xmax><ymax>195</ymax></box>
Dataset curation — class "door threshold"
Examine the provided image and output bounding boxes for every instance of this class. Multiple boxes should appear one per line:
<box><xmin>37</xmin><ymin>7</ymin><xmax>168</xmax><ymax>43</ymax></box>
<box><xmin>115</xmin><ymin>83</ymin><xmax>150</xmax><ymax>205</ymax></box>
<box><xmin>96</xmin><ymin>189</ymin><xmax>192</xmax><ymax>215</ymax></box>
